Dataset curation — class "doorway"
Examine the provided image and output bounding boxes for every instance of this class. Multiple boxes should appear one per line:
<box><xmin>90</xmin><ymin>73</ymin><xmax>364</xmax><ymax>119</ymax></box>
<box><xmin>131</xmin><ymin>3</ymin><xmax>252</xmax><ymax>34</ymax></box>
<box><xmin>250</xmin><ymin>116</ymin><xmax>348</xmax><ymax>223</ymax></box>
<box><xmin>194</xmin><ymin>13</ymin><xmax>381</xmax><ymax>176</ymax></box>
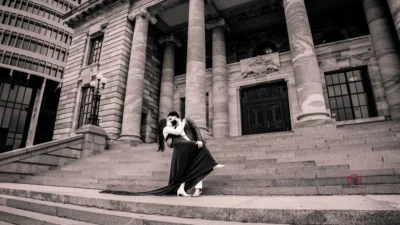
<box><xmin>240</xmin><ymin>80</ymin><xmax>291</xmax><ymax>135</ymax></box>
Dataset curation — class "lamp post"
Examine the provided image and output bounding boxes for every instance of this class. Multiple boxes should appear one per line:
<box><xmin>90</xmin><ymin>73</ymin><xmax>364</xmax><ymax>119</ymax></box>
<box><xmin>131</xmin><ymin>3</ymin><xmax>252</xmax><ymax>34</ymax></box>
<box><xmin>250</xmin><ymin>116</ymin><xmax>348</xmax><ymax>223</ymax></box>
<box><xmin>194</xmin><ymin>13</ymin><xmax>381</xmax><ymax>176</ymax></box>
<box><xmin>88</xmin><ymin>72</ymin><xmax>107</xmax><ymax>126</ymax></box>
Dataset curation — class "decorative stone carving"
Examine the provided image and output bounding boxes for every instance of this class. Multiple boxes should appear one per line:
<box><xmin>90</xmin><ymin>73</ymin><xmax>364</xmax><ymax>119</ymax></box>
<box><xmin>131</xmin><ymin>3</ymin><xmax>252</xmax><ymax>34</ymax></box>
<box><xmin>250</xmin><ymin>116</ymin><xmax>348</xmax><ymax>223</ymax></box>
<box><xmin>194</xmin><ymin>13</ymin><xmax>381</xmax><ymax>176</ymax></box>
<box><xmin>158</xmin><ymin>34</ymin><xmax>182</xmax><ymax>47</ymax></box>
<box><xmin>128</xmin><ymin>8</ymin><xmax>157</xmax><ymax>24</ymax></box>
<box><xmin>205</xmin><ymin>18</ymin><xmax>230</xmax><ymax>32</ymax></box>
<box><xmin>240</xmin><ymin>53</ymin><xmax>280</xmax><ymax>78</ymax></box>
<box><xmin>336</xmin><ymin>56</ymin><xmax>350</xmax><ymax>69</ymax></box>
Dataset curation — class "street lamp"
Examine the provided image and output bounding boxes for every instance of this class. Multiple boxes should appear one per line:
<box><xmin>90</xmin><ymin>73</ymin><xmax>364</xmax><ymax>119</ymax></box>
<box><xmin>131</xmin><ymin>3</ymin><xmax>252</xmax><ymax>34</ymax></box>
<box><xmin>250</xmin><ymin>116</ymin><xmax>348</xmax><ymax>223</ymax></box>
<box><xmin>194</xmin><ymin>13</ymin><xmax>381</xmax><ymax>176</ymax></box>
<box><xmin>88</xmin><ymin>72</ymin><xmax>107</xmax><ymax>126</ymax></box>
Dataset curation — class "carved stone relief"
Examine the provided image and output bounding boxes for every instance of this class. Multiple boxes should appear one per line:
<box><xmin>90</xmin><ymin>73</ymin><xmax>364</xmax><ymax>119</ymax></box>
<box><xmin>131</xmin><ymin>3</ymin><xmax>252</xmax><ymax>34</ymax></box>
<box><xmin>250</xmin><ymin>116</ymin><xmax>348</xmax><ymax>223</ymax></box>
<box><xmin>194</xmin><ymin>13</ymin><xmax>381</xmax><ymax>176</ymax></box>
<box><xmin>240</xmin><ymin>53</ymin><xmax>280</xmax><ymax>78</ymax></box>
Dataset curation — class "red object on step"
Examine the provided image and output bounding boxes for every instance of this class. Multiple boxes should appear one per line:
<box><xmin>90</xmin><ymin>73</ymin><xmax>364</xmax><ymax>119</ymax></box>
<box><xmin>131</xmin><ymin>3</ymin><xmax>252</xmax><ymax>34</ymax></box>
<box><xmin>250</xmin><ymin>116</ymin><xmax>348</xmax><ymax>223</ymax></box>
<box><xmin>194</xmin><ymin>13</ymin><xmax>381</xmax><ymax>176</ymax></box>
<box><xmin>347</xmin><ymin>174</ymin><xmax>362</xmax><ymax>185</ymax></box>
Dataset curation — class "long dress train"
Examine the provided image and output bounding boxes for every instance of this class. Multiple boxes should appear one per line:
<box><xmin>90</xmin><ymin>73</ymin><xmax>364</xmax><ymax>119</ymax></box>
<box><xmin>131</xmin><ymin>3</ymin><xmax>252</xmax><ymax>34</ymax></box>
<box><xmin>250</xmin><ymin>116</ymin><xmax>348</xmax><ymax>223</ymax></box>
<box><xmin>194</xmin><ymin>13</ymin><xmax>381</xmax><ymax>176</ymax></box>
<box><xmin>99</xmin><ymin>135</ymin><xmax>218</xmax><ymax>195</ymax></box>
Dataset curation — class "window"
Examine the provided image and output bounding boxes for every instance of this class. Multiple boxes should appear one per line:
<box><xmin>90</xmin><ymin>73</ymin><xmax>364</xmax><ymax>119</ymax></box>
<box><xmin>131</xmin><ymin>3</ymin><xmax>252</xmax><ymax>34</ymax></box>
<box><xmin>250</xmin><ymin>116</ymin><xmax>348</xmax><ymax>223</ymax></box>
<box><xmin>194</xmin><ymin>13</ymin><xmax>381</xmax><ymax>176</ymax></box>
<box><xmin>15</xmin><ymin>16</ymin><xmax>22</xmax><ymax>27</ymax></box>
<box><xmin>15</xmin><ymin>0</ymin><xmax>21</xmax><ymax>8</ymax></box>
<box><xmin>10</xmin><ymin>53</ymin><xmax>18</xmax><ymax>66</ymax></box>
<box><xmin>22</xmin><ymin>36</ymin><xmax>30</xmax><ymax>50</ymax></box>
<box><xmin>77</xmin><ymin>86</ymin><xmax>95</xmax><ymax>128</ymax></box>
<box><xmin>17</xmin><ymin>55</ymin><xmax>25</xmax><ymax>67</ymax></box>
<box><xmin>9</xmin><ymin>33</ymin><xmax>16</xmax><ymax>47</ymax></box>
<box><xmin>24</xmin><ymin>57</ymin><xmax>32</xmax><ymax>69</ymax></box>
<box><xmin>29</xmin><ymin>38</ymin><xmax>37</xmax><ymax>52</ymax></box>
<box><xmin>2</xmin><ymin>13</ymin><xmax>10</xmax><ymax>25</ymax></box>
<box><xmin>20</xmin><ymin>1</ymin><xmax>27</xmax><ymax>11</ymax></box>
<box><xmin>21</xmin><ymin>18</ymin><xmax>28</xmax><ymax>29</ymax></box>
<box><xmin>206</xmin><ymin>93</ymin><xmax>209</xmax><ymax>128</ymax></box>
<box><xmin>15</xmin><ymin>35</ymin><xmax>23</xmax><ymax>48</ymax></box>
<box><xmin>87</xmin><ymin>35</ymin><xmax>103</xmax><ymax>65</ymax></box>
<box><xmin>47</xmin><ymin>45</ymin><xmax>54</xmax><ymax>58</ymax></box>
<box><xmin>35</xmin><ymin>40</ymin><xmax>43</xmax><ymax>53</ymax></box>
<box><xmin>252</xmin><ymin>41</ymin><xmax>278</xmax><ymax>57</ymax></box>
<box><xmin>28</xmin><ymin>20</ymin><xmax>35</xmax><ymax>31</ymax></box>
<box><xmin>26</xmin><ymin>3</ymin><xmax>34</xmax><ymax>13</ymax></box>
<box><xmin>1</xmin><ymin>31</ymin><xmax>9</xmax><ymax>45</ymax></box>
<box><xmin>180</xmin><ymin>97</ymin><xmax>185</xmax><ymax>119</ymax></box>
<box><xmin>9</xmin><ymin>14</ymin><xmax>16</xmax><ymax>26</ymax></box>
<box><xmin>0</xmin><ymin>83</ymin><xmax>35</xmax><ymax>152</ymax></box>
<box><xmin>33</xmin><ymin>5</ymin><xmax>40</xmax><ymax>15</ymax></box>
<box><xmin>3</xmin><ymin>51</ymin><xmax>11</xmax><ymax>64</ymax></box>
<box><xmin>38</xmin><ymin>61</ymin><xmax>45</xmax><ymax>73</ymax></box>
<box><xmin>325</xmin><ymin>67</ymin><xmax>377</xmax><ymax>121</ymax></box>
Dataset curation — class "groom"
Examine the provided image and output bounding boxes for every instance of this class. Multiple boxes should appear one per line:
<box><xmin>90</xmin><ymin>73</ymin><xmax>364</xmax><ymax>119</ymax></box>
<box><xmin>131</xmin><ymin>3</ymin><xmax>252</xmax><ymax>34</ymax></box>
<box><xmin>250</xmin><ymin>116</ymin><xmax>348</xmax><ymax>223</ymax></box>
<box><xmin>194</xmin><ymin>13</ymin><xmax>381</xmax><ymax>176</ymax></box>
<box><xmin>157</xmin><ymin>111</ymin><xmax>207</xmax><ymax>197</ymax></box>
<box><xmin>157</xmin><ymin>112</ymin><xmax>206</xmax><ymax>151</ymax></box>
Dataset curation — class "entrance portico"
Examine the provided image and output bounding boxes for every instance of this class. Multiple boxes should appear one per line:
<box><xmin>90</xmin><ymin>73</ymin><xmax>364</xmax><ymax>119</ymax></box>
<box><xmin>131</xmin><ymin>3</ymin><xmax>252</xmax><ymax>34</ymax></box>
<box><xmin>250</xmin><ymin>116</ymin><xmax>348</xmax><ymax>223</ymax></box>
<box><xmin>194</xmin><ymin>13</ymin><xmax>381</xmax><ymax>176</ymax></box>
<box><xmin>57</xmin><ymin>0</ymin><xmax>400</xmax><ymax>141</ymax></box>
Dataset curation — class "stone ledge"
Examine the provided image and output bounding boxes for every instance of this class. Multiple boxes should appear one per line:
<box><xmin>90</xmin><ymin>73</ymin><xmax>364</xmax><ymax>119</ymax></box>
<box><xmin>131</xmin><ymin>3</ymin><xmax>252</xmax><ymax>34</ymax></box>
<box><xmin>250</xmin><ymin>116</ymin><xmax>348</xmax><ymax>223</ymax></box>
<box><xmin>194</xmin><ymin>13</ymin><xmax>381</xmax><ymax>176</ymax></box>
<box><xmin>0</xmin><ymin>135</ymin><xmax>84</xmax><ymax>163</ymax></box>
<box><xmin>0</xmin><ymin>184</ymin><xmax>399</xmax><ymax>225</ymax></box>
<box><xmin>336</xmin><ymin>116</ymin><xmax>386</xmax><ymax>127</ymax></box>
<box><xmin>76</xmin><ymin>124</ymin><xmax>108</xmax><ymax>138</ymax></box>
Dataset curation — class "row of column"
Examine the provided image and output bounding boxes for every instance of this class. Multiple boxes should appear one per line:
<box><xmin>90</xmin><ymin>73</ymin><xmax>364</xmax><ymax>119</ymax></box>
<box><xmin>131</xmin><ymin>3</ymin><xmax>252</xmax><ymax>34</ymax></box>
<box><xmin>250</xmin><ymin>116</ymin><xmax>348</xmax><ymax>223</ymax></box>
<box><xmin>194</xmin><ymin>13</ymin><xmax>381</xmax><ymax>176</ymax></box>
<box><xmin>119</xmin><ymin>0</ymin><xmax>400</xmax><ymax>142</ymax></box>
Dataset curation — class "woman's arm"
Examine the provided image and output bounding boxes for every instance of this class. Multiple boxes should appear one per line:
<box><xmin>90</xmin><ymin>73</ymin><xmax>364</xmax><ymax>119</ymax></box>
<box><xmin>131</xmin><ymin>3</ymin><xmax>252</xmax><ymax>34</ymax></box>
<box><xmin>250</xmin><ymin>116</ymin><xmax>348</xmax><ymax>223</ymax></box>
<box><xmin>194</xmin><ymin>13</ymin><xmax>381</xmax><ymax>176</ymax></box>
<box><xmin>164</xmin><ymin>119</ymin><xmax>186</xmax><ymax>136</ymax></box>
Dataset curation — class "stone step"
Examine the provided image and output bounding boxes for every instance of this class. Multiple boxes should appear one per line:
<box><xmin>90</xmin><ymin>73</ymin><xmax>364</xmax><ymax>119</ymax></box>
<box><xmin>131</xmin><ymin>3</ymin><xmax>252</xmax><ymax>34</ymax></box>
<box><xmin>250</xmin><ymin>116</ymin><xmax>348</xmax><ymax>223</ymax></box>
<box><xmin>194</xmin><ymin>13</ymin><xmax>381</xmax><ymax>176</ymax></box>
<box><xmin>0</xmin><ymin>205</ymin><xmax>96</xmax><ymax>225</ymax></box>
<box><xmin>0</xmin><ymin>221</ymin><xmax>14</xmax><ymax>225</ymax></box>
<box><xmin>0</xmin><ymin>194</ymin><xmax>284</xmax><ymax>225</ymax></box>
<box><xmin>1</xmin><ymin>183</ymin><xmax>400</xmax><ymax>225</ymax></box>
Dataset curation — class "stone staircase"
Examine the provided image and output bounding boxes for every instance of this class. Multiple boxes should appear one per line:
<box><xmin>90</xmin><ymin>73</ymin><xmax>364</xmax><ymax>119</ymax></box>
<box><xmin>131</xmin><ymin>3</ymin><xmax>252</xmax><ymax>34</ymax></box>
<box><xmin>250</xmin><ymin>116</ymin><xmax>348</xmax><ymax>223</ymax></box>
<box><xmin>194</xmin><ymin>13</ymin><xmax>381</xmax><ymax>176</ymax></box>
<box><xmin>12</xmin><ymin>120</ymin><xmax>400</xmax><ymax>196</ymax></box>
<box><xmin>0</xmin><ymin>183</ymin><xmax>399</xmax><ymax>225</ymax></box>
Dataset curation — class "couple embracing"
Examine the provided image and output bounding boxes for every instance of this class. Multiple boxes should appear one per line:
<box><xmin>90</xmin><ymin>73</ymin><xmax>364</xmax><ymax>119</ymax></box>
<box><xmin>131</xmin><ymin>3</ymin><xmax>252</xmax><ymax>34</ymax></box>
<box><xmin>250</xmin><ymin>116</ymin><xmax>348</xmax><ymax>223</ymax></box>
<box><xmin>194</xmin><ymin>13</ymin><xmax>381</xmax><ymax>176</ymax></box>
<box><xmin>100</xmin><ymin>111</ymin><xmax>224</xmax><ymax>197</ymax></box>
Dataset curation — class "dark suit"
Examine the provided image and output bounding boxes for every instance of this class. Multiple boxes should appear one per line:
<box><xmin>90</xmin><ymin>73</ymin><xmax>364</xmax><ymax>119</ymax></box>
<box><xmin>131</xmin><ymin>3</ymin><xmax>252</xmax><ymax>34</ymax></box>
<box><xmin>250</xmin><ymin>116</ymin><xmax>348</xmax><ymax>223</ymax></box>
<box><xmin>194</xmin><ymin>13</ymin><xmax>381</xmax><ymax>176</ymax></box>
<box><xmin>183</xmin><ymin>117</ymin><xmax>206</xmax><ymax>145</ymax></box>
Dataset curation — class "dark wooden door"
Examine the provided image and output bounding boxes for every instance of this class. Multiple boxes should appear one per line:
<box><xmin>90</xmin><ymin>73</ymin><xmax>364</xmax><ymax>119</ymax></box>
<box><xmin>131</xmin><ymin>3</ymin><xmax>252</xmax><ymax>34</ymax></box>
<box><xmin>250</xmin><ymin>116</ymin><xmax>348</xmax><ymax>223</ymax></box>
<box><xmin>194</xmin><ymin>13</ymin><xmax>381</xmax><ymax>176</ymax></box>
<box><xmin>241</xmin><ymin>81</ymin><xmax>291</xmax><ymax>135</ymax></box>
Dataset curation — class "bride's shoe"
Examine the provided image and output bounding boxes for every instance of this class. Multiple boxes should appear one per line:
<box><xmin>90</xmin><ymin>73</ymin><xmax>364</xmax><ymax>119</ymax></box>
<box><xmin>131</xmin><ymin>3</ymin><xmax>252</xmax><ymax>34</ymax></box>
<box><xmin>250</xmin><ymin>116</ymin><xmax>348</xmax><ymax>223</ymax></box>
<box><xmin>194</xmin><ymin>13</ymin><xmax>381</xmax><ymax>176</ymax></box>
<box><xmin>213</xmin><ymin>164</ymin><xmax>225</xmax><ymax>169</ymax></box>
<box><xmin>177</xmin><ymin>183</ymin><xmax>190</xmax><ymax>197</ymax></box>
<box><xmin>192</xmin><ymin>188</ymin><xmax>202</xmax><ymax>197</ymax></box>
<box><xmin>177</xmin><ymin>188</ymin><xmax>190</xmax><ymax>197</ymax></box>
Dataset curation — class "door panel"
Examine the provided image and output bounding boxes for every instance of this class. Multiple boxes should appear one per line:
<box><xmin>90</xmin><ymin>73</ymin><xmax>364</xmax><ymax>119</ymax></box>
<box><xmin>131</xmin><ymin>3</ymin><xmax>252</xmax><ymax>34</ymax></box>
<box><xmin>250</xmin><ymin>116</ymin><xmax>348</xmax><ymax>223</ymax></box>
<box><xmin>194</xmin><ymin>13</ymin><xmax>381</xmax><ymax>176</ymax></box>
<box><xmin>241</xmin><ymin>81</ymin><xmax>291</xmax><ymax>135</ymax></box>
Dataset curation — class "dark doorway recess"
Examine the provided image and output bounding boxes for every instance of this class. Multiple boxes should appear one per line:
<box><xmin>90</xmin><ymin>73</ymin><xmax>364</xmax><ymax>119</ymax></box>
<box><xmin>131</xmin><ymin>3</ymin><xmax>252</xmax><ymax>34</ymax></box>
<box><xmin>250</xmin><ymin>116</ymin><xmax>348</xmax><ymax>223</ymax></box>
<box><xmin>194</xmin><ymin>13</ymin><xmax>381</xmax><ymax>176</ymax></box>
<box><xmin>241</xmin><ymin>80</ymin><xmax>291</xmax><ymax>135</ymax></box>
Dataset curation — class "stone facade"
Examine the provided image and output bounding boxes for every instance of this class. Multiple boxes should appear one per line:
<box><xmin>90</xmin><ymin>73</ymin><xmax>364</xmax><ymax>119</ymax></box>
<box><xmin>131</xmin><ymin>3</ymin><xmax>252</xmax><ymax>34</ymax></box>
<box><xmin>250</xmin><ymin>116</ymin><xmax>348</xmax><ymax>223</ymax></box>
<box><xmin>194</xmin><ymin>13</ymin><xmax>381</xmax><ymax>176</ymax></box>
<box><xmin>56</xmin><ymin>0</ymin><xmax>400</xmax><ymax>142</ymax></box>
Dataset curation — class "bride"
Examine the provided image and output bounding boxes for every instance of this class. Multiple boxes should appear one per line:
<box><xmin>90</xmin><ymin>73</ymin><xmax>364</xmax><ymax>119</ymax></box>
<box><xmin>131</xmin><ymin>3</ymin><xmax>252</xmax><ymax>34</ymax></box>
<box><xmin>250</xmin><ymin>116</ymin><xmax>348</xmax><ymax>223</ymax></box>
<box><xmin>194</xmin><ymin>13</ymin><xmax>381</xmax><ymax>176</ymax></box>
<box><xmin>100</xmin><ymin>116</ymin><xmax>224</xmax><ymax>197</ymax></box>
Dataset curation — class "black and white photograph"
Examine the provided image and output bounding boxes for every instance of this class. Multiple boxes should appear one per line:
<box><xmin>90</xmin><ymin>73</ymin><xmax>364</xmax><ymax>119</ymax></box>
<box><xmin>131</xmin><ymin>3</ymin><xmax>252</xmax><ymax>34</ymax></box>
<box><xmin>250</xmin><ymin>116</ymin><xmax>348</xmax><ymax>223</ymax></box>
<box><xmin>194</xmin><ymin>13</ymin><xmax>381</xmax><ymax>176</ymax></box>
<box><xmin>0</xmin><ymin>0</ymin><xmax>400</xmax><ymax>224</ymax></box>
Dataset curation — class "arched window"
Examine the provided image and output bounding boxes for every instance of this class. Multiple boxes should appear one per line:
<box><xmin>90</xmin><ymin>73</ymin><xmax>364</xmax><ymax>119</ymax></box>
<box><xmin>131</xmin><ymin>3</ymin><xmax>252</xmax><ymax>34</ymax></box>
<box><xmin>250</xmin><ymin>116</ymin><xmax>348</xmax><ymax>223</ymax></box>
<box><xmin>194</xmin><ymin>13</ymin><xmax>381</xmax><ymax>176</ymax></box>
<box><xmin>320</xmin><ymin>29</ymin><xmax>346</xmax><ymax>44</ymax></box>
<box><xmin>252</xmin><ymin>42</ymin><xmax>278</xmax><ymax>57</ymax></box>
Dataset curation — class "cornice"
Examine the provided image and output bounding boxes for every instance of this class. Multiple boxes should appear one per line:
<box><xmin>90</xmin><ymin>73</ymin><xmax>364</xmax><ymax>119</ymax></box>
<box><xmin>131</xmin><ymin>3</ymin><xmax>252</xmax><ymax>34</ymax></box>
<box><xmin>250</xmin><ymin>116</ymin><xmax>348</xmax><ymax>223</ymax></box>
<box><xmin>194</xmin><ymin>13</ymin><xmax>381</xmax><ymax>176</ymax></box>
<box><xmin>63</xmin><ymin>0</ymin><xmax>124</xmax><ymax>27</ymax></box>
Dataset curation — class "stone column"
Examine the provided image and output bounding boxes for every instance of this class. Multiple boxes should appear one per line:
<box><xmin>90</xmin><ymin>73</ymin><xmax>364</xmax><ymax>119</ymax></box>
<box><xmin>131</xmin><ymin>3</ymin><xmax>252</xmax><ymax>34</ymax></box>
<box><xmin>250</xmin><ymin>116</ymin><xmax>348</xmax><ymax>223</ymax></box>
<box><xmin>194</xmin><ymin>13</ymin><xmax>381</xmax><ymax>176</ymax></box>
<box><xmin>158</xmin><ymin>34</ymin><xmax>182</xmax><ymax>120</ymax></box>
<box><xmin>206</xmin><ymin>18</ymin><xmax>230</xmax><ymax>137</ymax></box>
<box><xmin>283</xmin><ymin>0</ymin><xmax>330</xmax><ymax>123</ymax></box>
<box><xmin>185</xmin><ymin>0</ymin><xmax>207</xmax><ymax>132</ymax></box>
<box><xmin>366</xmin><ymin>0</ymin><xmax>400</xmax><ymax>120</ymax></box>
<box><xmin>387</xmin><ymin>0</ymin><xmax>400</xmax><ymax>40</ymax></box>
<box><xmin>119</xmin><ymin>9</ymin><xmax>157</xmax><ymax>143</ymax></box>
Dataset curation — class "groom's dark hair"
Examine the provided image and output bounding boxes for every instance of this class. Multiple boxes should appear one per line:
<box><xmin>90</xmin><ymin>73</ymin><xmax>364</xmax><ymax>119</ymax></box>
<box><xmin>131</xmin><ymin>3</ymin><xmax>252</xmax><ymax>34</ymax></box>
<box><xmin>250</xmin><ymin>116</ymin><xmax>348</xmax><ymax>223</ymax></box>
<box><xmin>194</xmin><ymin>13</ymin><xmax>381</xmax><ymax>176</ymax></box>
<box><xmin>168</xmin><ymin>111</ymin><xmax>180</xmax><ymax>118</ymax></box>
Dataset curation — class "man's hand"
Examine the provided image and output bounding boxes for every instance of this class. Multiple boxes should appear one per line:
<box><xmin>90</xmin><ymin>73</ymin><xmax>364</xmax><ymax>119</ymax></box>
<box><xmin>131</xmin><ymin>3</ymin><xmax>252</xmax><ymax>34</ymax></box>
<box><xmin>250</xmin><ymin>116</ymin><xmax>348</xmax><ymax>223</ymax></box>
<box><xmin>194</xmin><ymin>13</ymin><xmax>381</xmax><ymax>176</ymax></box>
<box><xmin>196</xmin><ymin>141</ymin><xmax>203</xmax><ymax>149</ymax></box>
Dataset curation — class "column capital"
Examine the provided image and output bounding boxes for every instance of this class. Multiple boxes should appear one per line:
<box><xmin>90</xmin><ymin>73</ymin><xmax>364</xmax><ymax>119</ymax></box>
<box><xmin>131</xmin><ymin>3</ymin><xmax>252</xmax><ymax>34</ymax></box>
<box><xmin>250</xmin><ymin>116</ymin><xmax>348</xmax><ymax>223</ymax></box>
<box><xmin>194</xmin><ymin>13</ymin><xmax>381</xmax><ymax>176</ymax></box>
<box><xmin>158</xmin><ymin>34</ymin><xmax>182</xmax><ymax>47</ymax></box>
<box><xmin>128</xmin><ymin>9</ymin><xmax>158</xmax><ymax>24</ymax></box>
<box><xmin>205</xmin><ymin>18</ymin><xmax>230</xmax><ymax>32</ymax></box>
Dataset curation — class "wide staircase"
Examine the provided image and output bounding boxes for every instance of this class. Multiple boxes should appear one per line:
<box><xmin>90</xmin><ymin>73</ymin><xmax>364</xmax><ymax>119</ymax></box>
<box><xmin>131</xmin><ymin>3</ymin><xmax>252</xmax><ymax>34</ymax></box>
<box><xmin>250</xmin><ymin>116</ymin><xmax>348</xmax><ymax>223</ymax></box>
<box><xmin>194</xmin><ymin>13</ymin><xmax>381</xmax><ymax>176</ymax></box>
<box><xmin>1</xmin><ymin>120</ymin><xmax>400</xmax><ymax>225</ymax></box>
<box><xmin>12</xmin><ymin>120</ymin><xmax>400</xmax><ymax>195</ymax></box>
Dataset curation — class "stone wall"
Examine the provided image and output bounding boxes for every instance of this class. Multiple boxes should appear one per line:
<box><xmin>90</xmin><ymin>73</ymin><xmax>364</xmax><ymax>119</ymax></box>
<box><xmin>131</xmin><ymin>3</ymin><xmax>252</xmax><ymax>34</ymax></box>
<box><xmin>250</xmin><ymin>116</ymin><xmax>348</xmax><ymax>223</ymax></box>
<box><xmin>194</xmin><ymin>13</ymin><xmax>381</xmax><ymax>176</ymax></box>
<box><xmin>140</xmin><ymin>26</ymin><xmax>163</xmax><ymax>143</ymax></box>
<box><xmin>175</xmin><ymin>36</ymin><xmax>390</xmax><ymax>136</ymax></box>
<box><xmin>53</xmin><ymin>0</ymin><xmax>162</xmax><ymax>143</ymax></box>
<box><xmin>53</xmin><ymin>1</ymin><xmax>131</xmax><ymax>140</ymax></box>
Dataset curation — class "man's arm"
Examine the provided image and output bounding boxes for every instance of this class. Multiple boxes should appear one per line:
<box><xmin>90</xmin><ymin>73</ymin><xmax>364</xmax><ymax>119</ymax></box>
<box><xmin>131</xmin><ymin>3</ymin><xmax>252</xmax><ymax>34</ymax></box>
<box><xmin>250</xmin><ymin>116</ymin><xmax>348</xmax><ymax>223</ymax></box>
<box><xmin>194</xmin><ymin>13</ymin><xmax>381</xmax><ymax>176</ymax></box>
<box><xmin>185</xmin><ymin>117</ymin><xmax>206</xmax><ymax>144</ymax></box>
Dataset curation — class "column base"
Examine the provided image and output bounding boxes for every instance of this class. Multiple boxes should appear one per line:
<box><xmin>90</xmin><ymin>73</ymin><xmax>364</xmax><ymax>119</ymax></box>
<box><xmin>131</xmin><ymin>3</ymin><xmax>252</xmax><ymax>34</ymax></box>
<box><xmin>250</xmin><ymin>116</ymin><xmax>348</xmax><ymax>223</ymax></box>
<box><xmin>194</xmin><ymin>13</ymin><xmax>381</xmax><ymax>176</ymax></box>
<box><xmin>118</xmin><ymin>134</ymin><xmax>143</xmax><ymax>146</ymax></box>
<box><xmin>293</xmin><ymin>118</ymin><xmax>337</xmax><ymax>136</ymax></box>
<box><xmin>297</xmin><ymin>112</ymin><xmax>330</xmax><ymax>121</ymax></box>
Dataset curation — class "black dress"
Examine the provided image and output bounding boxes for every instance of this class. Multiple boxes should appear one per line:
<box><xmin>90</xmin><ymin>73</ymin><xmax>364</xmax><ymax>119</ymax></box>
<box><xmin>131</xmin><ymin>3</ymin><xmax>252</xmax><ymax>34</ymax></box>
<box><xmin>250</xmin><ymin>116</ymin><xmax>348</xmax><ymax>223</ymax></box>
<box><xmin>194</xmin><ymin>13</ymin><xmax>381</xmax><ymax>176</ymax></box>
<box><xmin>99</xmin><ymin>134</ymin><xmax>218</xmax><ymax>196</ymax></box>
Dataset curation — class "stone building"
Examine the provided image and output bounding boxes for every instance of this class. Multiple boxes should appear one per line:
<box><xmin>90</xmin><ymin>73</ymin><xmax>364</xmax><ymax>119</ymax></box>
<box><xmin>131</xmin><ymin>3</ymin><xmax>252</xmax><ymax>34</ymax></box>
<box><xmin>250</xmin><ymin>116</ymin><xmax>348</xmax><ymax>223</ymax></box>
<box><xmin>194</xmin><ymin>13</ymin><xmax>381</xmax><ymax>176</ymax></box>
<box><xmin>56</xmin><ymin>0</ymin><xmax>400</xmax><ymax>143</ymax></box>
<box><xmin>0</xmin><ymin>0</ymin><xmax>80</xmax><ymax>152</ymax></box>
